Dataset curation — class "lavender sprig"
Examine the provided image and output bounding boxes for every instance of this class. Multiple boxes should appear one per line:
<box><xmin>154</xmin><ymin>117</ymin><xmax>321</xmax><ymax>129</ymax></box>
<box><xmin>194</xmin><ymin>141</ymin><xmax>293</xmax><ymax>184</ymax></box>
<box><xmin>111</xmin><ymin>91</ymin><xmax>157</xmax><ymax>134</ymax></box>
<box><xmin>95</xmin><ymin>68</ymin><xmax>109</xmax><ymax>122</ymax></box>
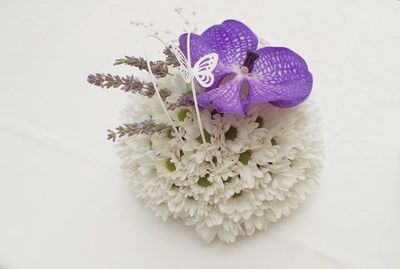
<box><xmin>163</xmin><ymin>47</ymin><xmax>180</xmax><ymax>67</ymax></box>
<box><xmin>113</xmin><ymin>57</ymin><xmax>170</xmax><ymax>78</ymax></box>
<box><xmin>113</xmin><ymin>47</ymin><xmax>179</xmax><ymax>78</ymax></box>
<box><xmin>107</xmin><ymin>120</ymin><xmax>170</xmax><ymax>142</ymax></box>
<box><xmin>168</xmin><ymin>95</ymin><xmax>194</xmax><ymax>110</ymax></box>
<box><xmin>87</xmin><ymin>73</ymin><xmax>170</xmax><ymax>100</ymax></box>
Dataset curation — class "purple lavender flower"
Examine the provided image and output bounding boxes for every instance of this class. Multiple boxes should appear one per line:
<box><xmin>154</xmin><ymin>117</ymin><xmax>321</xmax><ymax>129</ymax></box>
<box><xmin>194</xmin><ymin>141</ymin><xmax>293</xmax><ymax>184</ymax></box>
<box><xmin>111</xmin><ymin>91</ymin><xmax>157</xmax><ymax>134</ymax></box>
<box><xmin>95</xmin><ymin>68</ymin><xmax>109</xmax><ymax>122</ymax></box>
<box><xmin>179</xmin><ymin>20</ymin><xmax>313</xmax><ymax>115</ymax></box>
<box><xmin>87</xmin><ymin>74</ymin><xmax>97</xmax><ymax>84</ymax></box>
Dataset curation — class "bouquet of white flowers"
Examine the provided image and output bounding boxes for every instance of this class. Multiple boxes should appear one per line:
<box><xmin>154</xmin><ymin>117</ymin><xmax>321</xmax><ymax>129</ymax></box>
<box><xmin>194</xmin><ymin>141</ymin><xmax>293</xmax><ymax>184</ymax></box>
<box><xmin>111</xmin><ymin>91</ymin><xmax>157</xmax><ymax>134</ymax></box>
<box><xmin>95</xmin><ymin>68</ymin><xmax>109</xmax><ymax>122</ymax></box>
<box><xmin>87</xmin><ymin>16</ymin><xmax>323</xmax><ymax>243</ymax></box>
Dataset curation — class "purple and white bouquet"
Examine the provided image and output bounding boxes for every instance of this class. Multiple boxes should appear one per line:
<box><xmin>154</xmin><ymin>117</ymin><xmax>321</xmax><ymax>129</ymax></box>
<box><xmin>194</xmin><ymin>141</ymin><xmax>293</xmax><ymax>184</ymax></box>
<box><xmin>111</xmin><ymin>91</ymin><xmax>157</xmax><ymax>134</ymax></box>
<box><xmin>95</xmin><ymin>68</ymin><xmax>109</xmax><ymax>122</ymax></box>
<box><xmin>88</xmin><ymin>17</ymin><xmax>323</xmax><ymax>243</ymax></box>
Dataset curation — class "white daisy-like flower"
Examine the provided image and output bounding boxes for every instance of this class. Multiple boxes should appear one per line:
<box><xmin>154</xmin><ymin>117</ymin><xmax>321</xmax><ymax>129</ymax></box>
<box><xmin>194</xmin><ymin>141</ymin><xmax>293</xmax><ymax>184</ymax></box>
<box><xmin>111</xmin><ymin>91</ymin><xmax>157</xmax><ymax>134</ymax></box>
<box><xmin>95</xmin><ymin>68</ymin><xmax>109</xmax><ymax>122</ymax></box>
<box><xmin>116</xmin><ymin>72</ymin><xmax>323</xmax><ymax>243</ymax></box>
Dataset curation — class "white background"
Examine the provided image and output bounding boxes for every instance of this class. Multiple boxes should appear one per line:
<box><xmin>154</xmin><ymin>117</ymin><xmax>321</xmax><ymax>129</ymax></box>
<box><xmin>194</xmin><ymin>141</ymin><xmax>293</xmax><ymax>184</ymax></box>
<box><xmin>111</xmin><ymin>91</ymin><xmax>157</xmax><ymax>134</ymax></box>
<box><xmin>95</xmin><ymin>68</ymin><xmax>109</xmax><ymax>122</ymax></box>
<box><xmin>1</xmin><ymin>0</ymin><xmax>399</xmax><ymax>268</ymax></box>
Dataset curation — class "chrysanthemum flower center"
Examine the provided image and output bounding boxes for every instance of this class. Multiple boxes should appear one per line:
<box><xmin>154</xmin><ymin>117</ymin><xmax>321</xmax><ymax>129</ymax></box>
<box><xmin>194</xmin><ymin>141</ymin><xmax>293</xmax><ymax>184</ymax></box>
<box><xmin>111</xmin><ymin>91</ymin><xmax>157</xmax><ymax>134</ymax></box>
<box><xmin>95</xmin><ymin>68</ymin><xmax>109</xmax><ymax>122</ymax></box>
<box><xmin>166</xmin><ymin>129</ymin><xmax>174</xmax><ymax>139</ymax></box>
<box><xmin>165</xmin><ymin>158</ymin><xmax>176</xmax><ymax>172</ymax></box>
<box><xmin>271</xmin><ymin>137</ymin><xmax>277</xmax><ymax>146</ymax></box>
<box><xmin>223</xmin><ymin>177</ymin><xmax>233</xmax><ymax>184</ymax></box>
<box><xmin>197</xmin><ymin>174</ymin><xmax>212</xmax><ymax>187</ymax></box>
<box><xmin>196</xmin><ymin>129</ymin><xmax>211</xmax><ymax>144</ymax></box>
<box><xmin>231</xmin><ymin>191</ymin><xmax>243</xmax><ymax>198</ymax></box>
<box><xmin>239</xmin><ymin>150</ymin><xmax>252</xmax><ymax>165</ymax></box>
<box><xmin>255</xmin><ymin>116</ymin><xmax>263</xmax><ymax>127</ymax></box>
<box><xmin>177</xmin><ymin>108</ymin><xmax>190</xmax><ymax>122</ymax></box>
<box><xmin>225</xmin><ymin>126</ymin><xmax>238</xmax><ymax>141</ymax></box>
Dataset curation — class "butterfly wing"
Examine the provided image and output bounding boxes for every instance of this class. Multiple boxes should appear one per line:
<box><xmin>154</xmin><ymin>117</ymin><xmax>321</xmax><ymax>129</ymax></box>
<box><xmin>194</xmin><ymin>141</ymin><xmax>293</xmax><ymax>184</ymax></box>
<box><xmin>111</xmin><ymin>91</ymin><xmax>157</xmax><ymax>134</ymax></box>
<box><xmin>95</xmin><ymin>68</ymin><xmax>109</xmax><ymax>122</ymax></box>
<box><xmin>193</xmin><ymin>53</ymin><xmax>218</xmax><ymax>88</ymax></box>
<box><xmin>170</xmin><ymin>44</ymin><xmax>192</xmax><ymax>83</ymax></box>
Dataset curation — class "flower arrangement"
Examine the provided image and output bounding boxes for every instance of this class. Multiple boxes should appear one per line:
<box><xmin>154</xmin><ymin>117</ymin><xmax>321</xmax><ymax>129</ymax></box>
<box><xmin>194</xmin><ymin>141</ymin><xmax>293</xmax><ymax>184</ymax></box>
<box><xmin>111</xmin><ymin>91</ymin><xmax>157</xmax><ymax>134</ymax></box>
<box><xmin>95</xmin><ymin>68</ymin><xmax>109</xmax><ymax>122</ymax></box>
<box><xmin>87</xmin><ymin>16</ymin><xmax>323</xmax><ymax>243</ymax></box>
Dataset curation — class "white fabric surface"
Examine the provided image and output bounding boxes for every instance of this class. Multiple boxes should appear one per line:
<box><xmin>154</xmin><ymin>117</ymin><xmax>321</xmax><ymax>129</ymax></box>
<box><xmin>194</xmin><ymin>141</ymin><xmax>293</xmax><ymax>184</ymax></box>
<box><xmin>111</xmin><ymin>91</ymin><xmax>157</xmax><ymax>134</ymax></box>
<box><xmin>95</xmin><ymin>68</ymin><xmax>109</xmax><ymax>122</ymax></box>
<box><xmin>0</xmin><ymin>0</ymin><xmax>399</xmax><ymax>268</ymax></box>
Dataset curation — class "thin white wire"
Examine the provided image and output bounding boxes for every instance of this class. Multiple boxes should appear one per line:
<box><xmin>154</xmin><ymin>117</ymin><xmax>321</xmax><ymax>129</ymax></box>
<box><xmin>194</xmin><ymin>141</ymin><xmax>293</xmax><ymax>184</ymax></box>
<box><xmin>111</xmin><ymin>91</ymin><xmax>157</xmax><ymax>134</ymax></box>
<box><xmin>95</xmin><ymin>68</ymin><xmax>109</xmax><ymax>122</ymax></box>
<box><xmin>143</xmin><ymin>34</ymin><xmax>184</xmax><ymax>143</ymax></box>
<box><xmin>186</xmin><ymin>32</ymin><xmax>206</xmax><ymax>144</ymax></box>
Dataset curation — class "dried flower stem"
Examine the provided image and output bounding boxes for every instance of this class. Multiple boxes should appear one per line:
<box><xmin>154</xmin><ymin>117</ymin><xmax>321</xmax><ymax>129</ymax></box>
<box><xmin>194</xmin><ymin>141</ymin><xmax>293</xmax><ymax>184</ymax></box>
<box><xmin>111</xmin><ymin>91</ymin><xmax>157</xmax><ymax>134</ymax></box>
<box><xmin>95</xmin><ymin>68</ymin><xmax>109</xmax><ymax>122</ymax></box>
<box><xmin>107</xmin><ymin>120</ymin><xmax>170</xmax><ymax>142</ymax></box>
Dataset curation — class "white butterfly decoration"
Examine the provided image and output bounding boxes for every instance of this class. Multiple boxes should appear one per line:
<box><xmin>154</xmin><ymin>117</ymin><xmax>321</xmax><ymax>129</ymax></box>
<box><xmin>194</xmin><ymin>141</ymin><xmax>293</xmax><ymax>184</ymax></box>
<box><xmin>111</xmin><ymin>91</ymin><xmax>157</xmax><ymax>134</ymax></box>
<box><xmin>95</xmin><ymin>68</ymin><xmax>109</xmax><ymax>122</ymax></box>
<box><xmin>171</xmin><ymin>45</ymin><xmax>219</xmax><ymax>88</ymax></box>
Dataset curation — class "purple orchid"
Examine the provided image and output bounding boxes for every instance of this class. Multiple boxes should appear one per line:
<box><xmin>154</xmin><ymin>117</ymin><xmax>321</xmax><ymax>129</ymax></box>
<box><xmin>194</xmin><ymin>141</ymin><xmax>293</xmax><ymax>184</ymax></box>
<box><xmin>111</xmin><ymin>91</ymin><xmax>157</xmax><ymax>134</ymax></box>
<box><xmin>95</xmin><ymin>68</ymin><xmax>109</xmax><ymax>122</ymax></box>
<box><xmin>179</xmin><ymin>20</ymin><xmax>313</xmax><ymax>116</ymax></box>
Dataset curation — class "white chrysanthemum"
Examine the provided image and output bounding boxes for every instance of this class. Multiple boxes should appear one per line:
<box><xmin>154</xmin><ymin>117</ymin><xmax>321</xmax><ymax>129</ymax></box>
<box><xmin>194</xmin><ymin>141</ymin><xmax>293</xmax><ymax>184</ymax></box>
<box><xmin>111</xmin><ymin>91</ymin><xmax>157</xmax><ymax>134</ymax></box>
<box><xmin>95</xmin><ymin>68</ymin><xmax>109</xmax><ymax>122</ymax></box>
<box><xmin>117</xmin><ymin>79</ymin><xmax>323</xmax><ymax>243</ymax></box>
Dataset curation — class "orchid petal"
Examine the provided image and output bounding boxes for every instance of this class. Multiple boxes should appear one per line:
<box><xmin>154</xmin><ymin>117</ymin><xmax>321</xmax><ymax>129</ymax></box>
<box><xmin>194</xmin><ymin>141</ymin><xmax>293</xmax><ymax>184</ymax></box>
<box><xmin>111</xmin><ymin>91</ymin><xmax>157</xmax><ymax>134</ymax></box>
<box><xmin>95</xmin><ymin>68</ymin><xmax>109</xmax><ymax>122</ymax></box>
<box><xmin>201</xmin><ymin>20</ymin><xmax>258</xmax><ymax>67</ymax></box>
<box><xmin>245</xmin><ymin>47</ymin><xmax>312</xmax><ymax>107</ymax></box>
<box><xmin>179</xmin><ymin>33</ymin><xmax>213</xmax><ymax>66</ymax></box>
<box><xmin>197</xmin><ymin>77</ymin><xmax>245</xmax><ymax>115</ymax></box>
